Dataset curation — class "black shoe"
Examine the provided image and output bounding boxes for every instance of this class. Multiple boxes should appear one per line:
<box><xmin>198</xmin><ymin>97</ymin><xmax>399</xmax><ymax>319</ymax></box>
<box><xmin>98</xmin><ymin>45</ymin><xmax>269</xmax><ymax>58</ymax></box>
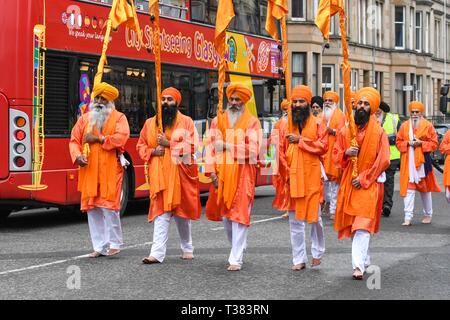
<box><xmin>382</xmin><ymin>207</ymin><xmax>391</xmax><ymax>217</ymax></box>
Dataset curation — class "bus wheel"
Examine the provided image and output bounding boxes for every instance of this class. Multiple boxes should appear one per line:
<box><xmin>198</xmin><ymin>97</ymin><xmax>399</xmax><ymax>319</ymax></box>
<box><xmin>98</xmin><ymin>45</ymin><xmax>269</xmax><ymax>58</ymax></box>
<box><xmin>119</xmin><ymin>169</ymin><xmax>130</xmax><ymax>217</ymax></box>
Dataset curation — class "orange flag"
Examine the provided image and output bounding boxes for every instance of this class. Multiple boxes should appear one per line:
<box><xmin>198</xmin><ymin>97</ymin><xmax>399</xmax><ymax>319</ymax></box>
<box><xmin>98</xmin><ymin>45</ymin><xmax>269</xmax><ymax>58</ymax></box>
<box><xmin>265</xmin><ymin>0</ymin><xmax>288</xmax><ymax>40</ymax></box>
<box><xmin>94</xmin><ymin>0</ymin><xmax>143</xmax><ymax>85</ymax></box>
<box><xmin>214</xmin><ymin>0</ymin><xmax>235</xmax><ymax>136</ymax></box>
<box><xmin>315</xmin><ymin>0</ymin><xmax>344</xmax><ymax>41</ymax></box>
<box><xmin>149</xmin><ymin>0</ymin><xmax>163</xmax><ymax>133</ymax></box>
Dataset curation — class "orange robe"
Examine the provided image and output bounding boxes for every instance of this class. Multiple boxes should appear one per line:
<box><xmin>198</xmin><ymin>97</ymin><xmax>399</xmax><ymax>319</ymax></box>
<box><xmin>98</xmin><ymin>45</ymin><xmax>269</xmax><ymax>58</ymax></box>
<box><xmin>323</xmin><ymin>108</ymin><xmax>346</xmax><ymax>181</ymax></box>
<box><xmin>439</xmin><ymin>130</ymin><xmax>450</xmax><ymax>192</ymax></box>
<box><xmin>271</xmin><ymin>115</ymin><xmax>290</xmax><ymax>211</ymax></box>
<box><xmin>69</xmin><ymin>109</ymin><xmax>130</xmax><ymax>212</ymax></box>
<box><xmin>396</xmin><ymin>119</ymin><xmax>441</xmax><ymax>197</ymax></box>
<box><xmin>205</xmin><ymin>110</ymin><xmax>261</xmax><ymax>226</ymax></box>
<box><xmin>136</xmin><ymin>112</ymin><xmax>201</xmax><ymax>222</ymax></box>
<box><xmin>283</xmin><ymin>116</ymin><xmax>328</xmax><ymax>223</ymax></box>
<box><xmin>333</xmin><ymin>117</ymin><xmax>390</xmax><ymax>240</ymax></box>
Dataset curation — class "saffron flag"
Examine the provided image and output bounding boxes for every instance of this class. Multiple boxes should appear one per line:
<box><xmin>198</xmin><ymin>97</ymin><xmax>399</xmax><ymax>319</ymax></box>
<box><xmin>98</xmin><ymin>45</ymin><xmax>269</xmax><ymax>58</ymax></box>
<box><xmin>315</xmin><ymin>0</ymin><xmax>345</xmax><ymax>41</ymax></box>
<box><xmin>265</xmin><ymin>0</ymin><xmax>288</xmax><ymax>40</ymax></box>
<box><xmin>214</xmin><ymin>0</ymin><xmax>235</xmax><ymax>136</ymax></box>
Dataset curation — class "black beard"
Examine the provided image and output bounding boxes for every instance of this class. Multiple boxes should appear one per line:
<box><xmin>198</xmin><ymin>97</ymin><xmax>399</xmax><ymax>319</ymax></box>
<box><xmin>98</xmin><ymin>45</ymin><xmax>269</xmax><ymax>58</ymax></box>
<box><xmin>292</xmin><ymin>106</ymin><xmax>310</xmax><ymax>130</ymax></box>
<box><xmin>162</xmin><ymin>104</ymin><xmax>178</xmax><ymax>128</ymax></box>
<box><xmin>354</xmin><ymin>109</ymin><xmax>370</xmax><ymax>127</ymax></box>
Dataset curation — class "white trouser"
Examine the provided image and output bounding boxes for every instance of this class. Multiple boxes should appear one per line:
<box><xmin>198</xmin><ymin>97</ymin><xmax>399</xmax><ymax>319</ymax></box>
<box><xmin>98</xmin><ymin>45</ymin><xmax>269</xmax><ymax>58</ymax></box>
<box><xmin>149</xmin><ymin>212</ymin><xmax>194</xmax><ymax>262</ymax></box>
<box><xmin>223</xmin><ymin>217</ymin><xmax>248</xmax><ymax>266</ymax></box>
<box><xmin>404</xmin><ymin>189</ymin><xmax>433</xmax><ymax>220</ymax></box>
<box><xmin>324</xmin><ymin>180</ymin><xmax>339</xmax><ymax>215</ymax></box>
<box><xmin>288</xmin><ymin>206</ymin><xmax>325</xmax><ymax>265</ymax></box>
<box><xmin>87</xmin><ymin>207</ymin><xmax>123</xmax><ymax>254</ymax></box>
<box><xmin>352</xmin><ymin>230</ymin><xmax>371</xmax><ymax>273</ymax></box>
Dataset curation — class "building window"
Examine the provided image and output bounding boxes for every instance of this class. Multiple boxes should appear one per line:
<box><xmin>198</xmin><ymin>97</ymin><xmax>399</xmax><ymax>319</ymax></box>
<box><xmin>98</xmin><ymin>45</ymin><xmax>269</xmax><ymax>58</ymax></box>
<box><xmin>358</xmin><ymin>0</ymin><xmax>367</xmax><ymax>44</ymax></box>
<box><xmin>435</xmin><ymin>19</ymin><xmax>441</xmax><ymax>58</ymax></box>
<box><xmin>375</xmin><ymin>71</ymin><xmax>383</xmax><ymax>97</ymax></box>
<box><xmin>374</xmin><ymin>1</ymin><xmax>383</xmax><ymax>47</ymax></box>
<box><xmin>425</xmin><ymin>12</ymin><xmax>430</xmax><ymax>53</ymax></box>
<box><xmin>312</xmin><ymin>0</ymin><xmax>320</xmax><ymax>18</ymax></box>
<box><xmin>415</xmin><ymin>75</ymin><xmax>423</xmax><ymax>102</ymax></box>
<box><xmin>395</xmin><ymin>6</ymin><xmax>405</xmax><ymax>49</ymax></box>
<box><xmin>395</xmin><ymin>73</ymin><xmax>407</xmax><ymax>115</ymax></box>
<box><xmin>322</xmin><ymin>65</ymin><xmax>334</xmax><ymax>94</ymax></box>
<box><xmin>351</xmin><ymin>69</ymin><xmax>359</xmax><ymax>92</ymax></box>
<box><xmin>292</xmin><ymin>52</ymin><xmax>306</xmax><ymax>87</ymax></box>
<box><xmin>312</xmin><ymin>53</ymin><xmax>320</xmax><ymax>96</ymax></box>
<box><xmin>409</xmin><ymin>7</ymin><xmax>414</xmax><ymax>50</ymax></box>
<box><xmin>447</xmin><ymin>22</ymin><xmax>450</xmax><ymax>60</ymax></box>
<box><xmin>292</xmin><ymin>0</ymin><xmax>305</xmax><ymax>20</ymax></box>
<box><xmin>415</xmin><ymin>11</ymin><xmax>423</xmax><ymax>52</ymax></box>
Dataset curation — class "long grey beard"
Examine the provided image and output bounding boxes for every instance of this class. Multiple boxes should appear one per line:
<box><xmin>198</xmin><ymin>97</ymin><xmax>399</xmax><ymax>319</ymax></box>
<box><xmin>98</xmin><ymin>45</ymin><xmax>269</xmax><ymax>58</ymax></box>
<box><xmin>89</xmin><ymin>102</ymin><xmax>113</xmax><ymax>132</ymax></box>
<box><xmin>227</xmin><ymin>108</ymin><xmax>243</xmax><ymax>128</ymax></box>
<box><xmin>323</xmin><ymin>106</ymin><xmax>333</xmax><ymax>121</ymax></box>
<box><xmin>412</xmin><ymin>117</ymin><xmax>421</xmax><ymax>129</ymax></box>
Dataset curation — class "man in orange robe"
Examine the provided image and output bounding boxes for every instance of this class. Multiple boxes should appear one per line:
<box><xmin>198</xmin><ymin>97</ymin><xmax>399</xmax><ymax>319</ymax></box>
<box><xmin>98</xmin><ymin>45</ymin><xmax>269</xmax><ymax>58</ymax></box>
<box><xmin>281</xmin><ymin>85</ymin><xmax>328</xmax><ymax>270</ymax></box>
<box><xmin>69</xmin><ymin>82</ymin><xmax>130</xmax><ymax>258</ymax></box>
<box><xmin>271</xmin><ymin>99</ymin><xmax>290</xmax><ymax>218</ymax></box>
<box><xmin>333</xmin><ymin>87</ymin><xmax>390</xmax><ymax>280</ymax></box>
<box><xmin>137</xmin><ymin>87</ymin><xmax>201</xmax><ymax>264</ymax></box>
<box><xmin>396</xmin><ymin>101</ymin><xmax>441</xmax><ymax>226</ymax></box>
<box><xmin>439</xmin><ymin>130</ymin><xmax>450</xmax><ymax>202</ymax></box>
<box><xmin>322</xmin><ymin>91</ymin><xmax>346</xmax><ymax>220</ymax></box>
<box><xmin>205</xmin><ymin>83</ymin><xmax>262</xmax><ymax>271</ymax></box>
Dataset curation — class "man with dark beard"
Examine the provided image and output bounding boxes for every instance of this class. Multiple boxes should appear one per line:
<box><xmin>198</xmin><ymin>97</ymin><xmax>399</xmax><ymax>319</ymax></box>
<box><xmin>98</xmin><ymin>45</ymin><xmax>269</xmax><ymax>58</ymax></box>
<box><xmin>137</xmin><ymin>87</ymin><xmax>201</xmax><ymax>264</ymax></box>
<box><xmin>333</xmin><ymin>87</ymin><xmax>390</xmax><ymax>280</ymax></box>
<box><xmin>69</xmin><ymin>82</ymin><xmax>130</xmax><ymax>258</ymax></box>
<box><xmin>279</xmin><ymin>85</ymin><xmax>328</xmax><ymax>270</ymax></box>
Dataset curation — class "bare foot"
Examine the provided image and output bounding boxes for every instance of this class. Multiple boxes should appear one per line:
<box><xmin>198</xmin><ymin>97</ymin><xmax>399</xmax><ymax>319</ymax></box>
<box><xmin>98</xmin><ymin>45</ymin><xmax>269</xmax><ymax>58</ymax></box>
<box><xmin>402</xmin><ymin>219</ymin><xmax>412</xmax><ymax>226</ymax></box>
<box><xmin>281</xmin><ymin>212</ymin><xmax>289</xmax><ymax>219</ymax></box>
<box><xmin>329</xmin><ymin>214</ymin><xmax>335</xmax><ymax>220</ymax></box>
<box><xmin>88</xmin><ymin>251</ymin><xmax>104</xmax><ymax>258</ymax></box>
<box><xmin>181</xmin><ymin>252</ymin><xmax>194</xmax><ymax>260</ymax></box>
<box><xmin>227</xmin><ymin>265</ymin><xmax>241</xmax><ymax>271</ymax></box>
<box><xmin>352</xmin><ymin>268</ymin><xmax>364</xmax><ymax>280</ymax></box>
<box><xmin>106</xmin><ymin>248</ymin><xmax>120</xmax><ymax>256</ymax></box>
<box><xmin>292</xmin><ymin>263</ymin><xmax>306</xmax><ymax>271</ymax></box>
<box><xmin>311</xmin><ymin>258</ymin><xmax>321</xmax><ymax>267</ymax></box>
<box><xmin>422</xmin><ymin>216</ymin><xmax>432</xmax><ymax>224</ymax></box>
<box><xmin>142</xmin><ymin>256</ymin><xmax>160</xmax><ymax>264</ymax></box>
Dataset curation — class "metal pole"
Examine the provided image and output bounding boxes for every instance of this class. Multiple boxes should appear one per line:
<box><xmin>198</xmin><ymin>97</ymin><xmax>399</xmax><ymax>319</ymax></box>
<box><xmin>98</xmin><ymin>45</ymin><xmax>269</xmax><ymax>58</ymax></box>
<box><xmin>445</xmin><ymin>0</ymin><xmax>447</xmax><ymax>84</ymax></box>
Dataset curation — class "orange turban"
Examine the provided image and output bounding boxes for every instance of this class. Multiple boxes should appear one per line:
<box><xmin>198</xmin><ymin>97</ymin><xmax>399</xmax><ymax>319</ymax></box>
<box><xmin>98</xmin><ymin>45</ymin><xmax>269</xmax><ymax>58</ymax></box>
<box><xmin>355</xmin><ymin>87</ymin><xmax>381</xmax><ymax>114</ymax></box>
<box><xmin>162</xmin><ymin>87</ymin><xmax>182</xmax><ymax>106</ymax></box>
<box><xmin>226</xmin><ymin>83</ymin><xmax>253</xmax><ymax>104</ymax></box>
<box><xmin>323</xmin><ymin>91</ymin><xmax>339</xmax><ymax>104</ymax></box>
<box><xmin>291</xmin><ymin>85</ymin><xmax>312</xmax><ymax>104</ymax></box>
<box><xmin>92</xmin><ymin>82</ymin><xmax>119</xmax><ymax>101</ymax></box>
<box><xmin>408</xmin><ymin>101</ymin><xmax>425</xmax><ymax>113</ymax></box>
<box><xmin>280</xmin><ymin>99</ymin><xmax>289</xmax><ymax>111</ymax></box>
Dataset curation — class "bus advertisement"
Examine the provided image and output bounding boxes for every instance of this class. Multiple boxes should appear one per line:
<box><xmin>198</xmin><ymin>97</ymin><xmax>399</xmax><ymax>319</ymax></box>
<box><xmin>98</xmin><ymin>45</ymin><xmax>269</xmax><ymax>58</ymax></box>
<box><xmin>0</xmin><ymin>0</ymin><xmax>282</xmax><ymax>218</ymax></box>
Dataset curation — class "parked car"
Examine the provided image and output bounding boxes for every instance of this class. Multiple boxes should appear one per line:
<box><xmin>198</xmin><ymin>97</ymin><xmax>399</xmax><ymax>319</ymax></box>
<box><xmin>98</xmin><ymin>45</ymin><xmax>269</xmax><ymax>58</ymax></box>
<box><xmin>431</xmin><ymin>123</ymin><xmax>450</xmax><ymax>164</ymax></box>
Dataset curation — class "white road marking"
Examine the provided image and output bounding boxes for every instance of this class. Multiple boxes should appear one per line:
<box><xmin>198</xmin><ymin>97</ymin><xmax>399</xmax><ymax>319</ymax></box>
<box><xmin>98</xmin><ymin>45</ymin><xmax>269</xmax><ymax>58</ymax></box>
<box><xmin>0</xmin><ymin>242</ymin><xmax>153</xmax><ymax>276</ymax></box>
<box><xmin>211</xmin><ymin>216</ymin><xmax>284</xmax><ymax>231</ymax></box>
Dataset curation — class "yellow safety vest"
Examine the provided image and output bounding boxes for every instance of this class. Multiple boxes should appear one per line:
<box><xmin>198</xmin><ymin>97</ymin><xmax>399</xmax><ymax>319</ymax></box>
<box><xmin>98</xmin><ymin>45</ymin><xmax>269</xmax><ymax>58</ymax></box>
<box><xmin>382</xmin><ymin>113</ymin><xmax>401</xmax><ymax>160</ymax></box>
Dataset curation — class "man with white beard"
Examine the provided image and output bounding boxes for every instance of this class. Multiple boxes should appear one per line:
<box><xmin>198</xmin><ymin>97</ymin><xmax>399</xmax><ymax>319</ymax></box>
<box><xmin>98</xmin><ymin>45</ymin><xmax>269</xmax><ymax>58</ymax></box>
<box><xmin>69</xmin><ymin>82</ymin><xmax>130</xmax><ymax>258</ymax></box>
<box><xmin>396</xmin><ymin>101</ymin><xmax>441</xmax><ymax>226</ymax></box>
<box><xmin>321</xmin><ymin>91</ymin><xmax>345</xmax><ymax>220</ymax></box>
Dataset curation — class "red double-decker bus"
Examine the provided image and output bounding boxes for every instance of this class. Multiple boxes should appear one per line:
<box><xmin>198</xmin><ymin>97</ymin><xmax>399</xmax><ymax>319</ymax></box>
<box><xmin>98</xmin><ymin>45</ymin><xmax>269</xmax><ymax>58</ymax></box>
<box><xmin>0</xmin><ymin>0</ymin><xmax>282</xmax><ymax>218</ymax></box>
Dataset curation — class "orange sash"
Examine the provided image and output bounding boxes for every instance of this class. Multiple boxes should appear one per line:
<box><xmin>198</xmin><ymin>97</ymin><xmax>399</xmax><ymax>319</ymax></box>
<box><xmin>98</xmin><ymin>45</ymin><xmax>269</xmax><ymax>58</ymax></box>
<box><xmin>78</xmin><ymin>109</ymin><xmax>119</xmax><ymax>201</ymax></box>
<box><xmin>147</xmin><ymin>112</ymin><xmax>181</xmax><ymax>212</ymax></box>
<box><xmin>335</xmin><ymin>117</ymin><xmax>381</xmax><ymax>232</ymax></box>
<box><xmin>324</xmin><ymin>108</ymin><xmax>344</xmax><ymax>179</ymax></box>
<box><xmin>217</xmin><ymin>108</ymin><xmax>252</xmax><ymax>209</ymax></box>
<box><xmin>286</xmin><ymin>116</ymin><xmax>318</xmax><ymax>198</ymax></box>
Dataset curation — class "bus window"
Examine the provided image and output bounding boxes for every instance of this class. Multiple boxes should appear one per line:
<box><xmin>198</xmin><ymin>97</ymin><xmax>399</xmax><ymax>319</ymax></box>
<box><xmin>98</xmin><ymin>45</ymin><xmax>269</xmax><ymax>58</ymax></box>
<box><xmin>160</xmin><ymin>0</ymin><xmax>188</xmax><ymax>19</ymax></box>
<box><xmin>229</xmin><ymin>0</ymin><xmax>260</xmax><ymax>34</ymax></box>
<box><xmin>191</xmin><ymin>0</ymin><xmax>218</xmax><ymax>25</ymax></box>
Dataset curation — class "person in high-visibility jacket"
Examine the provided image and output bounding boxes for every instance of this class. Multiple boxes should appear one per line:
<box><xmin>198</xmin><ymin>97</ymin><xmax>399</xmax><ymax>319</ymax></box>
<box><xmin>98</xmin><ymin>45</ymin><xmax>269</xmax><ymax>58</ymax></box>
<box><xmin>374</xmin><ymin>101</ymin><xmax>401</xmax><ymax>217</ymax></box>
